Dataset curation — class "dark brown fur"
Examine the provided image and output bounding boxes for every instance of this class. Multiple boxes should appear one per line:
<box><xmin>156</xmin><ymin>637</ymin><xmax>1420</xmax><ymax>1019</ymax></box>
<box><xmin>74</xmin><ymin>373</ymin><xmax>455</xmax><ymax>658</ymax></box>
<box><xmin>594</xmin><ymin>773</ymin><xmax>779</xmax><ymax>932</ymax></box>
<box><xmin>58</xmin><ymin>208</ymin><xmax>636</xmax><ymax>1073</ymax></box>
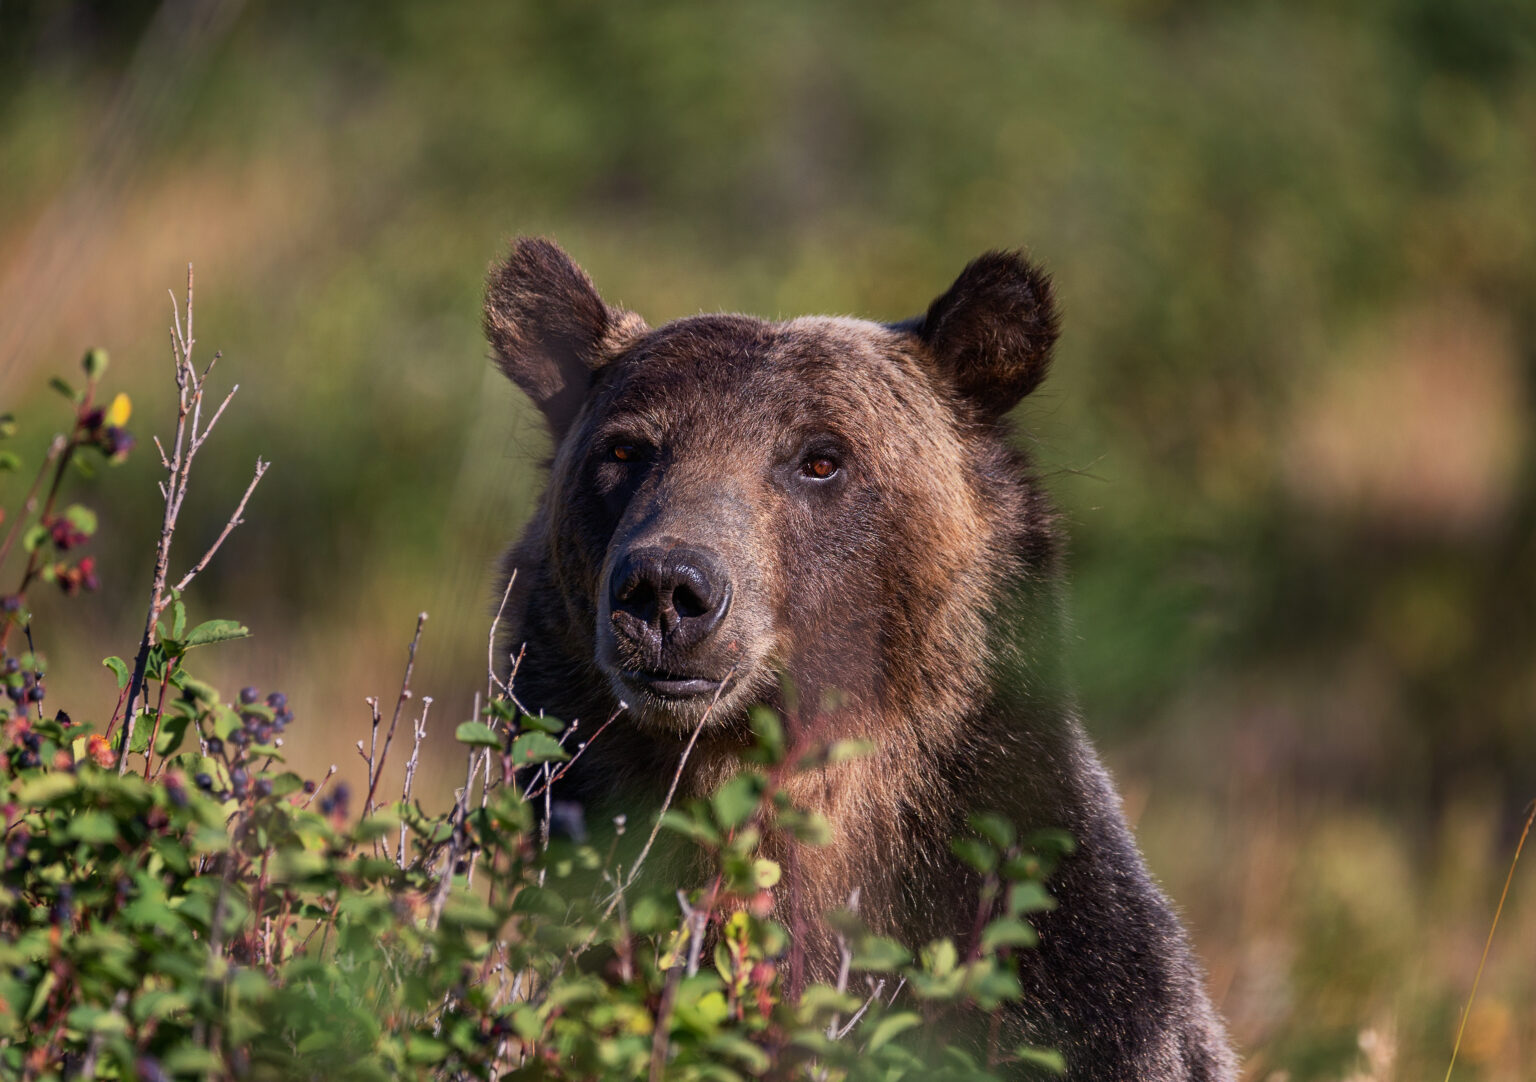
<box><xmin>484</xmin><ymin>238</ymin><xmax>1236</xmax><ymax>1081</ymax></box>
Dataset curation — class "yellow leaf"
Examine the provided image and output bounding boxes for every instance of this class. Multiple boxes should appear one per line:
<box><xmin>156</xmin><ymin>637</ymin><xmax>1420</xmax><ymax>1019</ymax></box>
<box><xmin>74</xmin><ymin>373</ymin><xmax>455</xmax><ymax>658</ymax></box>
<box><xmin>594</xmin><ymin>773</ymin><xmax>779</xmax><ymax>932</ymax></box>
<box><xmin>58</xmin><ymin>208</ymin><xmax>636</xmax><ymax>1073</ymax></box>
<box><xmin>105</xmin><ymin>393</ymin><xmax>131</xmax><ymax>427</ymax></box>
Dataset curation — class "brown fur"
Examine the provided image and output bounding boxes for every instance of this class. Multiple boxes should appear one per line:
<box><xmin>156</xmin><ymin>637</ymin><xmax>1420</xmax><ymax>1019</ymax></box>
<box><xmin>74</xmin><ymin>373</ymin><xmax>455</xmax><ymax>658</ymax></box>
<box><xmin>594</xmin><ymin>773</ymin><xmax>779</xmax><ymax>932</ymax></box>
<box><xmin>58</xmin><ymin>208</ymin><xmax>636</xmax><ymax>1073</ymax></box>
<box><xmin>483</xmin><ymin>238</ymin><xmax>1236</xmax><ymax>1081</ymax></box>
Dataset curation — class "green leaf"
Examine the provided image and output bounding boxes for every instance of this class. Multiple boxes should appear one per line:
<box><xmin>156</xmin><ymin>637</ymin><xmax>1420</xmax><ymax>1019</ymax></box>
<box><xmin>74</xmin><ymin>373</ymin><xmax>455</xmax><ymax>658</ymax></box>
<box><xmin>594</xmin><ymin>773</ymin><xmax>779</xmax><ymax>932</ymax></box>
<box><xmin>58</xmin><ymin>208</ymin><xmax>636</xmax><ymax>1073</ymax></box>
<box><xmin>711</xmin><ymin>772</ymin><xmax>763</xmax><ymax>830</ymax></box>
<box><xmin>851</xmin><ymin>935</ymin><xmax>910</xmax><ymax>972</ymax></box>
<box><xmin>516</xmin><ymin>712</ymin><xmax>565</xmax><ymax>734</ymax></box>
<box><xmin>0</xmin><ymin>413</ymin><xmax>15</xmax><ymax>439</ymax></box>
<box><xmin>48</xmin><ymin>376</ymin><xmax>78</xmax><ymax>402</ymax></box>
<box><xmin>1014</xmin><ymin>1046</ymin><xmax>1067</xmax><ymax>1074</ymax></box>
<box><xmin>102</xmin><ymin>656</ymin><xmax>131</xmax><ymax>690</ymax></box>
<box><xmin>748</xmin><ymin>705</ymin><xmax>784</xmax><ymax>762</ymax></box>
<box><xmin>865</xmin><ymin>1010</ymin><xmax>923</xmax><ymax>1051</ymax></box>
<box><xmin>61</xmin><ymin>504</ymin><xmax>97</xmax><ymax>535</ymax></box>
<box><xmin>827</xmin><ymin>738</ymin><xmax>876</xmax><ymax>764</ymax></box>
<box><xmin>21</xmin><ymin>523</ymin><xmax>47</xmax><ymax>553</ymax></box>
<box><xmin>405</xmin><ymin>1035</ymin><xmax>448</xmax><ymax>1063</ymax></box>
<box><xmin>951</xmin><ymin>837</ymin><xmax>997</xmax><ymax>874</ymax></box>
<box><xmin>970</xmin><ymin>812</ymin><xmax>1016</xmax><ymax>851</ymax></box>
<box><xmin>981</xmin><ymin>917</ymin><xmax>1039</xmax><ymax>952</ymax></box>
<box><xmin>0</xmin><ymin>452</ymin><xmax>19</xmax><ymax>472</ymax></box>
<box><xmin>1007</xmin><ymin>881</ymin><xmax>1056</xmax><ymax>916</ymax></box>
<box><xmin>455</xmin><ymin>720</ymin><xmax>501</xmax><ymax>748</ymax></box>
<box><xmin>82</xmin><ymin>348</ymin><xmax>109</xmax><ymax>380</ymax></box>
<box><xmin>183</xmin><ymin>620</ymin><xmax>250</xmax><ymax>649</ymax></box>
<box><xmin>162</xmin><ymin>1047</ymin><xmax>225</xmax><ymax>1073</ymax></box>
<box><xmin>15</xmin><ymin>772</ymin><xmax>76</xmax><ymax>805</ymax></box>
<box><xmin>65</xmin><ymin>1006</ymin><xmax>127</xmax><ymax>1036</ymax></box>
<box><xmin>67</xmin><ymin>810</ymin><xmax>119</xmax><ymax>844</ymax></box>
<box><xmin>659</xmin><ymin>808</ymin><xmax>720</xmax><ymax>847</ymax></box>
<box><xmin>510</xmin><ymin>731</ymin><xmax>569</xmax><ymax>764</ymax></box>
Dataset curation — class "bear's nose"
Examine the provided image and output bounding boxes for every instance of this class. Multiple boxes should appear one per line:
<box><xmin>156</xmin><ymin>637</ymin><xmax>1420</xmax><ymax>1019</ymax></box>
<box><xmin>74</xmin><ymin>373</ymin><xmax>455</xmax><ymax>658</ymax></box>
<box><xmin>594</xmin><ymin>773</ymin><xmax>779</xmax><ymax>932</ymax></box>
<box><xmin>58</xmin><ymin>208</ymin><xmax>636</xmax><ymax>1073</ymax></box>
<box><xmin>609</xmin><ymin>546</ymin><xmax>731</xmax><ymax>648</ymax></box>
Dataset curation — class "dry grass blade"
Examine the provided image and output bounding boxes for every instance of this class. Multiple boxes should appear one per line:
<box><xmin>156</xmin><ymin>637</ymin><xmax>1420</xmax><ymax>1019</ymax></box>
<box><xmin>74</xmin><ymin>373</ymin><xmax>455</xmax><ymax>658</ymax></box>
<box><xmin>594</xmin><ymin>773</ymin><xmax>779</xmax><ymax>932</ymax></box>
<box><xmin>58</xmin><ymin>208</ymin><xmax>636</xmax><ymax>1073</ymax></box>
<box><xmin>1443</xmin><ymin>798</ymin><xmax>1536</xmax><ymax>1082</ymax></box>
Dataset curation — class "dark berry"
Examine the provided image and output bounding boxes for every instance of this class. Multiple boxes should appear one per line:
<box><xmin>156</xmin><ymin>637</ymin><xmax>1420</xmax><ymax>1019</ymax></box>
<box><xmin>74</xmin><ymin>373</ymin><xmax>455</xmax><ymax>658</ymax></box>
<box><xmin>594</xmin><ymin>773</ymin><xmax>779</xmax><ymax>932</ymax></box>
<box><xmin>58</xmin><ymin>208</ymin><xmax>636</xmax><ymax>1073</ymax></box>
<box><xmin>302</xmin><ymin>780</ymin><xmax>317</xmax><ymax>794</ymax></box>
<box><xmin>5</xmin><ymin>685</ymin><xmax>22</xmax><ymax>704</ymax></box>
<box><xmin>206</xmin><ymin>737</ymin><xmax>223</xmax><ymax>755</ymax></box>
<box><xmin>194</xmin><ymin>773</ymin><xmax>213</xmax><ymax>791</ymax></box>
<box><xmin>20</xmin><ymin>731</ymin><xmax>39</xmax><ymax>751</ymax></box>
<box><xmin>0</xmin><ymin>596</ymin><xmax>19</xmax><ymax>614</ymax></box>
<box><xmin>253</xmin><ymin>725</ymin><xmax>273</xmax><ymax>744</ymax></box>
<box><xmin>255</xmin><ymin>778</ymin><xmax>273</xmax><ymax>798</ymax></box>
<box><xmin>239</xmin><ymin>687</ymin><xmax>259</xmax><ymax>704</ymax></box>
<box><xmin>230</xmin><ymin>768</ymin><xmax>249</xmax><ymax>788</ymax></box>
<box><xmin>266</xmin><ymin>692</ymin><xmax>287</xmax><ymax>710</ymax></box>
<box><xmin>26</xmin><ymin>685</ymin><xmax>44</xmax><ymax>703</ymax></box>
<box><xmin>3</xmin><ymin>659</ymin><xmax>18</xmax><ymax>674</ymax></box>
<box><xmin>16</xmin><ymin>750</ymin><xmax>39</xmax><ymax>769</ymax></box>
<box><xmin>135</xmin><ymin>1057</ymin><xmax>170</xmax><ymax>1082</ymax></box>
<box><xmin>101</xmin><ymin>426</ymin><xmax>135</xmax><ymax>459</ymax></box>
<box><xmin>228</xmin><ymin>730</ymin><xmax>248</xmax><ymax>747</ymax></box>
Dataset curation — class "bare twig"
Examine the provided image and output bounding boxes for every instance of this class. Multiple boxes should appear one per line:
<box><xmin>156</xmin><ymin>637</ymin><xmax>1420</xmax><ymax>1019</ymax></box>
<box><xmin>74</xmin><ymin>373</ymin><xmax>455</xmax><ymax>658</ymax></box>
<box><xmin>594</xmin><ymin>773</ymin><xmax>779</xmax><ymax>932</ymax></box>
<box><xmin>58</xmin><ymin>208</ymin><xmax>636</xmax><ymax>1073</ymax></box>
<box><xmin>396</xmin><ymin>697</ymin><xmax>432</xmax><ymax>867</ymax></box>
<box><xmin>522</xmin><ymin>702</ymin><xmax>626</xmax><ymax>801</ymax></box>
<box><xmin>171</xmin><ymin>457</ymin><xmax>268</xmax><ymax>593</ymax></box>
<box><xmin>300</xmin><ymin>765</ymin><xmax>339</xmax><ymax>810</ymax></box>
<box><xmin>832</xmin><ymin>977</ymin><xmax>887</xmax><ymax>1041</ymax></box>
<box><xmin>119</xmin><ymin>266</ymin><xmax>266</xmax><ymax>772</ymax></box>
<box><xmin>623</xmin><ymin>669</ymin><xmax>735</xmax><ymax>893</ymax></box>
<box><xmin>363</xmin><ymin>613</ymin><xmax>427</xmax><ymax>816</ymax></box>
<box><xmin>488</xmin><ymin>570</ymin><xmax>516</xmax><ymax>701</ymax></box>
<box><xmin>428</xmin><ymin>747</ymin><xmax>490</xmax><ymax>931</ymax></box>
<box><xmin>826</xmin><ymin>888</ymin><xmax>861</xmax><ymax>1039</ymax></box>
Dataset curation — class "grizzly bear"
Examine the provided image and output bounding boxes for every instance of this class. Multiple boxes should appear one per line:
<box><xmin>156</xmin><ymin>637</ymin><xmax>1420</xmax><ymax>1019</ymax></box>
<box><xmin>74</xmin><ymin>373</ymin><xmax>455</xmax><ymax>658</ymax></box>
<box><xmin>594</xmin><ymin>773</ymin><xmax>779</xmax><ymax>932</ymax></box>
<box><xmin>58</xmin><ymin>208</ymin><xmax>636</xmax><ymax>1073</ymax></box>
<box><xmin>484</xmin><ymin>237</ymin><xmax>1236</xmax><ymax>1081</ymax></box>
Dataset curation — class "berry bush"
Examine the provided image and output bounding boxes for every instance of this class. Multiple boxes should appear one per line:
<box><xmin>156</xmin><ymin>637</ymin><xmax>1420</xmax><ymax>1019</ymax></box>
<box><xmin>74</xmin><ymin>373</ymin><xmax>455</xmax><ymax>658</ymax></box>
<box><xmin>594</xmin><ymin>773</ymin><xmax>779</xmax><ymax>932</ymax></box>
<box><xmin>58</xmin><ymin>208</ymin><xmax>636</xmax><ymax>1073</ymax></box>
<box><xmin>0</xmin><ymin>281</ymin><xmax>1066</xmax><ymax>1081</ymax></box>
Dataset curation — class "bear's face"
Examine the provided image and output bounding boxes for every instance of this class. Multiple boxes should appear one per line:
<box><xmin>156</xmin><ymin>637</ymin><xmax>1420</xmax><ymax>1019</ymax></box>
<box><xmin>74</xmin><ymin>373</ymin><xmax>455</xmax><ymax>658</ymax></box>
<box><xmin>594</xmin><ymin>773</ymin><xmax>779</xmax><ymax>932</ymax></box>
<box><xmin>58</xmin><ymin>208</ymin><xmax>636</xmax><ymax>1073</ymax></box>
<box><xmin>486</xmin><ymin>240</ymin><xmax>1058</xmax><ymax>734</ymax></box>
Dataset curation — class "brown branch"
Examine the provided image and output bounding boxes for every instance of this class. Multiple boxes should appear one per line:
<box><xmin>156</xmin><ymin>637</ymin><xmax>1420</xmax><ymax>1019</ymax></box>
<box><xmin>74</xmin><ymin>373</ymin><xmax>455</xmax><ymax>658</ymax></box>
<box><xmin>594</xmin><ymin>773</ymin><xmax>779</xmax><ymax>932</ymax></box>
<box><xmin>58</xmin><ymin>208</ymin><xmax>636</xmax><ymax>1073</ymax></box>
<box><xmin>171</xmin><ymin>457</ymin><xmax>267</xmax><ymax>593</ymax></box>
<box><xmin>119</xmin><ymin>265</ymin><xmax>256</xmax><ymax>773</ymax></box>
<box><xmin>362</xmin><ymin>612</ymin><xmax>427</xmax><ymax>816</ymax></box>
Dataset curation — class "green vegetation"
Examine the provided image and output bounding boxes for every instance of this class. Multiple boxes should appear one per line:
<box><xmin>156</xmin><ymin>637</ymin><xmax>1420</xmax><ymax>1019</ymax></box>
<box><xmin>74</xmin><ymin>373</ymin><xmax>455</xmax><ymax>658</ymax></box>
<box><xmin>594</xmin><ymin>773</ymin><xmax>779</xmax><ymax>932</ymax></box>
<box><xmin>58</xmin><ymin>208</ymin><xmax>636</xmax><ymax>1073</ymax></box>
<box><xmin>0</xmin><ymin>347</ymin><xmax>1071</xmax><ymax>1078</ymax></box>
<box><xmin>2</xmin><ymin>2</ymin><xmax>1533</xmax><ymax>1078</ymax></box>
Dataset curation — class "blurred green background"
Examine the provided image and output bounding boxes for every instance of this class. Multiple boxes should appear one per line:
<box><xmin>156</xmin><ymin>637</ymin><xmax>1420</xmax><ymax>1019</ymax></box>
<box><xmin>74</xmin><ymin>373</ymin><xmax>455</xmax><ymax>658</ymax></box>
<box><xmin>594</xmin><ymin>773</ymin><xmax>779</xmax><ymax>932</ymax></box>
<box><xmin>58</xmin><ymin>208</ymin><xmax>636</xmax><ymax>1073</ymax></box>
<box><xmin>2</xmin><ymin>1</ymin><xmax>1533</xmax><ymax>1077</ymax></box>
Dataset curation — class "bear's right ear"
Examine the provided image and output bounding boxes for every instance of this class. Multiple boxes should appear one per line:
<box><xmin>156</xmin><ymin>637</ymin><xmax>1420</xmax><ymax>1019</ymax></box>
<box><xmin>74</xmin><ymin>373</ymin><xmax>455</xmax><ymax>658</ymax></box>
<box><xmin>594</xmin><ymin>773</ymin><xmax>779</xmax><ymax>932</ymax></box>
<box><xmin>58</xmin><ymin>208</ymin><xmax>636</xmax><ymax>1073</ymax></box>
<box><xmin>898</xmin><ymin>251</ymin><xmax>1060</xmax><ymax>421</ymax></box>
<box><xmin>484</xmin><ymin>238</ymin><xmax>647</xmax><ymax>437</ymax></box>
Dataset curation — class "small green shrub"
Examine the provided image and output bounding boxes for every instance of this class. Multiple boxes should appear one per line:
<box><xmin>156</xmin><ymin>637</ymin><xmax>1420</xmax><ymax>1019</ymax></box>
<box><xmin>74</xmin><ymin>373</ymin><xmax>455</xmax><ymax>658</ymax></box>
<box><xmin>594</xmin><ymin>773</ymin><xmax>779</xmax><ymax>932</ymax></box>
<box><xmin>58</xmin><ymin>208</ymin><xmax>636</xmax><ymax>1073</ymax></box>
<box><xmin>0</xmin><ymin>285</ymin><xmax>1065</xmax><ymax>1081</ymax></box>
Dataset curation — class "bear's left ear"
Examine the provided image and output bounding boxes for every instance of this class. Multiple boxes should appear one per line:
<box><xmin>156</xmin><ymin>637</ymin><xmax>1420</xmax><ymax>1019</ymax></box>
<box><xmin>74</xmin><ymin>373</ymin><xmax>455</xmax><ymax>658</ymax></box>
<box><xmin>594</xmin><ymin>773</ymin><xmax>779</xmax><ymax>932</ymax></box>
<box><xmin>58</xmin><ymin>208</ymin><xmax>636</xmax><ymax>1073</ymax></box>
<box><xmin>897</xmin><ymin>251</ymin><xmax>1059</xmax><ymax>421</ymax></box>
<box><xmin>484</xmin><ymin>237</ymin><xmax>648</xmax><ymax>437</ymax></box>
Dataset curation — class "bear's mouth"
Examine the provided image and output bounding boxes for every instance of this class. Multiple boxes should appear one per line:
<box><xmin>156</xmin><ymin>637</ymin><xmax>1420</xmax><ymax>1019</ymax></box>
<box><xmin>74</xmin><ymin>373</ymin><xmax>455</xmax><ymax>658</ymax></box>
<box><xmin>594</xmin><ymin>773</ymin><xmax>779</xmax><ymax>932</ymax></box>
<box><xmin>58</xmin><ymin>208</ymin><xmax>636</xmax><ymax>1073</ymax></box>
<box><xmin>618</xmin><ymin>668</ymin><xmax>727</xmax><ymax>701</ymax></box>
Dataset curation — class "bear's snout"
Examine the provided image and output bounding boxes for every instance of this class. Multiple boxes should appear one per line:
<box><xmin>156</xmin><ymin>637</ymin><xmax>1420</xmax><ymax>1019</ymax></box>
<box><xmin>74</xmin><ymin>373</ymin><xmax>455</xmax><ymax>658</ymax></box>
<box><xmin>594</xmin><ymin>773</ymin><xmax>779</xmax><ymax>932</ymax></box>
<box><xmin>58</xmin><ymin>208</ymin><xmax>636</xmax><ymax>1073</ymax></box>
<box><xmin>608</xmin><ymin>545</ymin><xmax>732</xmax><ymax>660</ymax></box>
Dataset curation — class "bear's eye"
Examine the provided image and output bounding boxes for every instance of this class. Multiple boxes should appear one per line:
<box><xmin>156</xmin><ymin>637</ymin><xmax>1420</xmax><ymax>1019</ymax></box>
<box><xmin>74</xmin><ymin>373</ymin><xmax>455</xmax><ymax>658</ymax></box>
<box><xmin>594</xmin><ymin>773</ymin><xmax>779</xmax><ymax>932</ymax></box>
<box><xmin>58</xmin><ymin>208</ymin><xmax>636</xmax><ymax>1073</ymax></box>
<box><xmin>800</xmin><ymin>455</ymin><xmax>839</xmax><ymax>481</ymax></box>
<box><xmin>609</xmin><ymin>443</ymin><xmax>641</xmax><ymax>463</ymax></box>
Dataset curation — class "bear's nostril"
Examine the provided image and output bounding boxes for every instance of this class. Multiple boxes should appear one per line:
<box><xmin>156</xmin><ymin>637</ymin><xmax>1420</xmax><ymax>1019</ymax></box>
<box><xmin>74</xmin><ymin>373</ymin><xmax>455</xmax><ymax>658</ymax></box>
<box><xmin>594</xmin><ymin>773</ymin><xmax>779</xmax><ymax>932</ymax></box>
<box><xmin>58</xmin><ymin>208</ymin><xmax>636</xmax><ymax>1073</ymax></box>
<box><xmin>609</xmin><ymin>547</ymin><xmax>730</xmax><ymax>646</ymax></box>
<box><xmin>671</xmin><ymin>582</ymin><xmax>709</xmax><ymax>620</ymax></box>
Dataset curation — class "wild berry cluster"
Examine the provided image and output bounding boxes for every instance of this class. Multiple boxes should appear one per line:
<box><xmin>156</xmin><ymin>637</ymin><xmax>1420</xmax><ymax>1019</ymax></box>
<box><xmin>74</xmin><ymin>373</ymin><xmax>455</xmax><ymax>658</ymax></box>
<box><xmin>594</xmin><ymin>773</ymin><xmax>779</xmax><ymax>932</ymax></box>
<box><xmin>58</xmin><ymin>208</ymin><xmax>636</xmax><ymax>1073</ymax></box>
<box><xmin>187</xmin><ymin>686</ymin><xmax>296</xmax><ymax>802</ymax></box>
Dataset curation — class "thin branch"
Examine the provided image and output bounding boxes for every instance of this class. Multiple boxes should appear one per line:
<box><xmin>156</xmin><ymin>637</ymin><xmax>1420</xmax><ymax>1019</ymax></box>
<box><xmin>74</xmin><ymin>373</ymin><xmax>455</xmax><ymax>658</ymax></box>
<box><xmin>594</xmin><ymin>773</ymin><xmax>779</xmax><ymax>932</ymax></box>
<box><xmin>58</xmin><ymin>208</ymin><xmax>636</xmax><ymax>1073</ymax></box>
<box><xmin>623</xmin><ymin>668</ymin><xmax>735</xmax><ymax>893</ymax></box>
<box><xmin>397</xmin><ymin>697</ymin><xmax>432</xmax><ymax>867</ymax></box>
<box><xmin>832</xmin><ymin>978</ymin><xmax>887</xmax><ymax>1041</ymax></box>
<box><xmin>190</xmin><ymin>381</ymin><xmax>238</xmax><ymax>452</ymax></box>
<box><xmin>488</xmin><ymin>570</ymin><xmax>516</xmax><ymax>701</ymax></box>
<box><xmin>362</xmin><ymin>613</ymin><xmax>427</xmax><ymax>816</ymax></box>
<box><xmin>171</xmin><ymin>458</ymin><xmax>267</xmax><ymax>593</ymax></box>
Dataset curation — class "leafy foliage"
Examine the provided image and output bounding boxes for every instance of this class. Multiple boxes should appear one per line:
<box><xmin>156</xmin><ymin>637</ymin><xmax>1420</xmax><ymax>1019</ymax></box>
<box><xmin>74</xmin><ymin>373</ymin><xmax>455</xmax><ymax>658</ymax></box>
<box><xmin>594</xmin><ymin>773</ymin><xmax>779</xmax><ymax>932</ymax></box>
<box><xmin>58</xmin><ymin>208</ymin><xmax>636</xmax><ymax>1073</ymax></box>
<box><xmin>0</xmin><ymin>344</ymin><xmax>1065</xmax><ymax>1079</ymax></box>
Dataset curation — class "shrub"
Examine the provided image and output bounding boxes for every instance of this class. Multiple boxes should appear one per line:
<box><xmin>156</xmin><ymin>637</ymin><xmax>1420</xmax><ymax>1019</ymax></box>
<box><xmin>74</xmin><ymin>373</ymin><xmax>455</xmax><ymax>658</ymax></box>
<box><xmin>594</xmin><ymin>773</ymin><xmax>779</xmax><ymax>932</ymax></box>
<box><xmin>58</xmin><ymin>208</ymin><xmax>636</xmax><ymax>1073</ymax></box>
<box><xmin>0</xmin><ymin>276</ymin><xmax>1065</xmax><ymax>1081</ymax></box>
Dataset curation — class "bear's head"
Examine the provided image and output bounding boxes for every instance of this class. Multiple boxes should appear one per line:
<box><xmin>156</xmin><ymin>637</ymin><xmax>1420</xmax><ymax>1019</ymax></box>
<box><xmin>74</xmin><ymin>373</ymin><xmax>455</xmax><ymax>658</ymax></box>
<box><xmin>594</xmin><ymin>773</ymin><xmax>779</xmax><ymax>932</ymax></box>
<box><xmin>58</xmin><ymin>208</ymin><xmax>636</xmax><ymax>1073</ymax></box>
<box><xmin>486</xmin><ymin>239</ymin><xmax>1059</xmax><ymax>739</ymax></box>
